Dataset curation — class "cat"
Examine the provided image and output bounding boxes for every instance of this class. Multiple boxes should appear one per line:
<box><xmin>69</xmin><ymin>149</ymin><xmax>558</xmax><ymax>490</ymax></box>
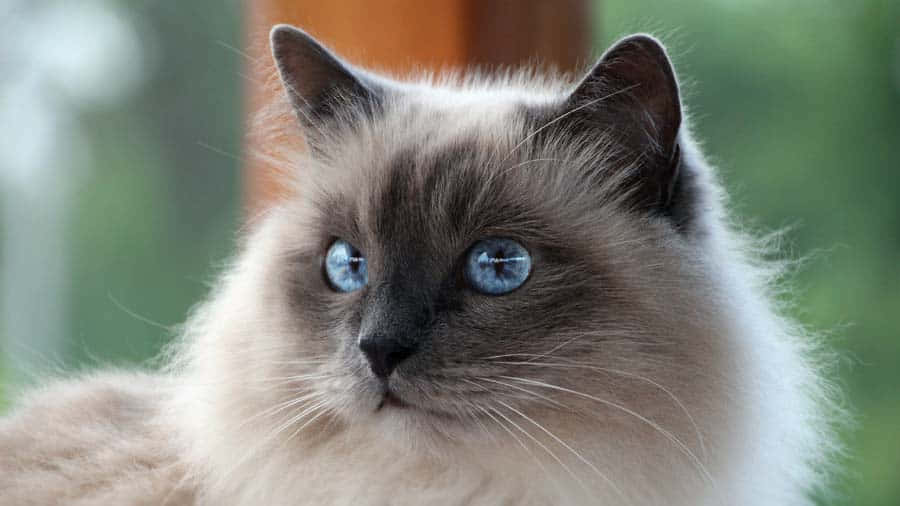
<box><xmin>0</xmin><ymin>25</ymin><xmax>840</xmax><ymax>505</ymax></box>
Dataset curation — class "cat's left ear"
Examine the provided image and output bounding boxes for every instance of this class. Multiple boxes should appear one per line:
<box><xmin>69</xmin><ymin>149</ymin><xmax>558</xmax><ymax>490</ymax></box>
<box><xmin>564</xmin><ymin>34</ymin><xmax>682</xmax><ymax>212</ymax></box>
<box><xmin>270</xmin><ymin>25</ymin><xmax>382</xmax><ymax>134</ymax></box>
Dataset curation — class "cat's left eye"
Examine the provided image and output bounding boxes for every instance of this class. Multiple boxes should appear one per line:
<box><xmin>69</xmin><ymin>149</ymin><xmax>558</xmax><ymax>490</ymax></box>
<box><xmin>324</xmin><ymin>239</ymin><xmax>368</xmax><ymax>293</ymax></box>
<box><xmin>464</xmin><ymin>238</ymin><xmax>532</xmax><ymax>295</ymax></box>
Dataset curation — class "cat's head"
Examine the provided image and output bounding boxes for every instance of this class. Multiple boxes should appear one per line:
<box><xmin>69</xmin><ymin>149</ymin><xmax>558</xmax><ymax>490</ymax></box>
<box><xmin>220</xmin><ymin>26</ymin><xmax>729</xmax><ymax>462</ymax></box>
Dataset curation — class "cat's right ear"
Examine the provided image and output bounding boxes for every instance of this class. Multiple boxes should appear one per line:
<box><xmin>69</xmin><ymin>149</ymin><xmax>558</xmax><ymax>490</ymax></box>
<box><xmin>270</xmin><ymin>25</ymin><xmax>382</xmax><ymax>133</ymax></box>
<box><xmin>553</xmin><ymin>35</ymin><xmax>686</xmax><ymax>223</ymax></box>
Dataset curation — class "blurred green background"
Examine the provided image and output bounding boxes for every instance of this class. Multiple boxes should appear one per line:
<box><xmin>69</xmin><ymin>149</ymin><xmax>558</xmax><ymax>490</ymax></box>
<box><xmin>0</xmin><ymin>0</ymin><xmax>897</xmax><ymax>504</ymax></box>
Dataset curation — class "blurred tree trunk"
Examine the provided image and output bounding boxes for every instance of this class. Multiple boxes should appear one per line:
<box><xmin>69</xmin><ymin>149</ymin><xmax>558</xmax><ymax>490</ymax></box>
<box><xmin>244</xmin><ymin>0</ymin><xmax>592</xmax><ymax>212</ymax></box>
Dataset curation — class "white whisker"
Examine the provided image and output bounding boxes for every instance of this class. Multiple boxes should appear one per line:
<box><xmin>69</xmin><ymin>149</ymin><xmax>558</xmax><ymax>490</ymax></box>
<box><xmin>282</xmin><ymin>404</ymin><xmax>333</xmax><ymax>445</ymax></box>
<box><xmin>211</xmin><ymin>396</ymin><xmax>330</xmax><ymax>491</ymax></box>
<box><xmin>232</xmin><ymin>391</ymin><xmax>325</xmax><ymax>432</ymax></box>
<box><xmin>501</xmin><ymin>375</ymin><xmax>714</xmax><ymax>485</ymax></box>
<box><xmin>490</xmin><ymin>359</ymin><xmax>707</xmax><ymax>460</ymax></box>
<box><xmin>472</xmin><ymin>377</ymin><xmax>569</xmax><ymax>410</ymax></box>
<box><xmin>488</xmin><ymin>406</ymin><xmax>588</xmax><ymax>494</ymax></box>
<box><xmin>495</xmin><ymin>399</ymin><xmax>629</xmax><ymax>503</ymax></box>
<box><xmin>474</xmin><ymin>404</ymin><xmax>531</xmax><ymax>460</ymax></box>
<box><xmin>267</xmin><ymin>398</ymin><xmax>331</xmax><ymax>445</ymax></box>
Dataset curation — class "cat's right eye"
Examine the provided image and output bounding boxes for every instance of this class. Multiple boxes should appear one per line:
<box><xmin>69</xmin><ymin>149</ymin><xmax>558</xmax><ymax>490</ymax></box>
<box><xmin>464</xmin><ymin>238</ymin><xmax>532</xmax><ymax>295</ymax></box>
<box><xmin>324</xmin><ymin>239</ymin><xmax>368</xmax><ymax>293</ymax></box>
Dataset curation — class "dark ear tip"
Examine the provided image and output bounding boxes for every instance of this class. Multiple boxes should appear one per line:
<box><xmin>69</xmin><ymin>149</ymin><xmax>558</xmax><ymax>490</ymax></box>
<box><xmin>269</xmin><ymin>24</ymin><xmax>315</xmax><ymax>52</ymax></box>
<box><xmin>615</xmin><ymin>33</ymin><xmax>667</xmax><ymax>48</ymax></box>
<box><xmin>603</xmin><ymin>33</ymin><xmax>672</xmax><ymax>64</ymax></box>
<box><xmin>598</xmin><ymin>33</ymin><xmax>679</xmax><ymax>98</ymax></box>
<box><xmin>269</xmin><ymin>24</ymin><xmax>295</xmax><ymax>44</ymax></box>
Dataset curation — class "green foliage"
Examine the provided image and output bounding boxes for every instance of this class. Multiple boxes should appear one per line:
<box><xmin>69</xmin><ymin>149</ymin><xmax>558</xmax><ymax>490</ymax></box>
<box><xmin>61</xmin><ymin>0</ymin><xmax>242</xmax><ymax>368</ymax></box>
<box><xmin>0</xmin><ymin>358</ymin><xmax>6</xmax><ymax>413</ymax></box>
<box><xmin>599</xmin><ymin>1</ymin><xmax>900</xmax><ymax>505</ymax></box>
<box><xmin>0</xmin><ymin>0</ymin><xmax>241</xmax><ymax>392</ymax></box>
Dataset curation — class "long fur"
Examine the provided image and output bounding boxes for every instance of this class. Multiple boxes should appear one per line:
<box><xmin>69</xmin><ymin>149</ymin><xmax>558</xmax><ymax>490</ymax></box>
<box><xmin>0</xmin><ymin>39</ymin><xmax>841</xmax><ymax>506</ymax></box>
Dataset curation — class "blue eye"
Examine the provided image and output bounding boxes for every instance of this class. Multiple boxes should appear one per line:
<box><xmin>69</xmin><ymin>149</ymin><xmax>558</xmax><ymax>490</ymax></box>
<box><xmin>325</xmin><ymin>239</ymin><xmax>368</xmax><ymax>292</ymax></box>
<box><xmin>464</xmin><ymin>238</ymin><xmax>532</xmax><ymax>295</ymax></box>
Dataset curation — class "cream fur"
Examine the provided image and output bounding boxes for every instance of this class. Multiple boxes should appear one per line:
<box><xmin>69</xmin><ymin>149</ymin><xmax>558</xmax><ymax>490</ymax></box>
<box><xmin>0</xmin><ymin>38</ymin><xmax>840</xmax><ymax>506</ymax></box>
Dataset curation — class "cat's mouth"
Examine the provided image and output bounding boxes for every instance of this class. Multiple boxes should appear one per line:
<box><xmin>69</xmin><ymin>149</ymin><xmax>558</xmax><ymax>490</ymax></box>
<box><xmin>372</xmin><ymin>388</ymin><xmax>463</xmax><ymax>423</ymax></box>
<box><xmin>375</xmin><ymin>390</ymin><xmax>409</xmax><ymax>411</ymax></box>
<box><xmin>368</xmin><ymin>379</ymin><xmax>462</xmax><ymax>421</ymax></box>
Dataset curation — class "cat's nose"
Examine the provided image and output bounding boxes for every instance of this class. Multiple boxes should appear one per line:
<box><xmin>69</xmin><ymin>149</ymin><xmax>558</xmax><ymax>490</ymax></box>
<box><xmin>358</xmin><ymin>333</ymin><xmax>418</xmax><ymax>379</ymax></box>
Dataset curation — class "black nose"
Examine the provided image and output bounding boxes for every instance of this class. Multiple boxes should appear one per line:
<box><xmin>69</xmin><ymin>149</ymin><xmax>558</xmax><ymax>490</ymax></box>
<box><xmin>358</xmin><ymin>334</ymin><xmax>417</xmax><ymax>379</ymax></box>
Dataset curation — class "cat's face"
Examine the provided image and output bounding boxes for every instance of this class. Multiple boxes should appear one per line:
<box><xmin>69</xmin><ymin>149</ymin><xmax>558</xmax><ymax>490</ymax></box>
<box><xmin>280</xmin><ymin>128</ymin><xmax>663</xmax><ymax>433</ymax></box>
<box><xmin>246</xmin><ymin>27</ymin><xmax>725</xmax><ymax>452</ymax></box>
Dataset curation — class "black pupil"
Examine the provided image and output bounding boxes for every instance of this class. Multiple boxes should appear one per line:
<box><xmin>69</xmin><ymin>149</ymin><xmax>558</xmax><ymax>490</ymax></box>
<box><xmin>348</xmin><ymin>255</ymin><xmax>362</xmax><ymax>273</ymax></box>
<box><xmin>492</xmin><ymin>248</ymin><xmax>506</xmax><ymax>276</ymax></box>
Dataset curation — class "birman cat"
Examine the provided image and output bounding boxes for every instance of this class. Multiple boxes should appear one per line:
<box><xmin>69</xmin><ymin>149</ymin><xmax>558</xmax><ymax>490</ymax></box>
<box><xmin>0</xmin><ymin>25</ymin><xmax>839</xmax><ymax>506</ymax></box>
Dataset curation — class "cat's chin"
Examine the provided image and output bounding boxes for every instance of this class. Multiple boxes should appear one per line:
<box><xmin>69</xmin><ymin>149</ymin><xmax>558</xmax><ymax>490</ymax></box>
<box><xmin>363</xmin><ymin>410</ymin><xmax>479</xmax><ymax>453</ymax></box>
<box><xmin>338</xmin><ymin>386</ymin><xmax>483</xmax><ymax>448</ymax></box>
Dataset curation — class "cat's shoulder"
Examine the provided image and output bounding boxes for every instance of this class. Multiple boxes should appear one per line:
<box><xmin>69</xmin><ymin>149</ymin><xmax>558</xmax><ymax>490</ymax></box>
<box><xmin>4</xmin><ymin>370</ymin><xmax>162</xmax><ymax>417</ymax></box>
<box><xmin>0</xmin><ymin>371</ymin><xmax>196</xmax><ymax>505</ymax></box>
